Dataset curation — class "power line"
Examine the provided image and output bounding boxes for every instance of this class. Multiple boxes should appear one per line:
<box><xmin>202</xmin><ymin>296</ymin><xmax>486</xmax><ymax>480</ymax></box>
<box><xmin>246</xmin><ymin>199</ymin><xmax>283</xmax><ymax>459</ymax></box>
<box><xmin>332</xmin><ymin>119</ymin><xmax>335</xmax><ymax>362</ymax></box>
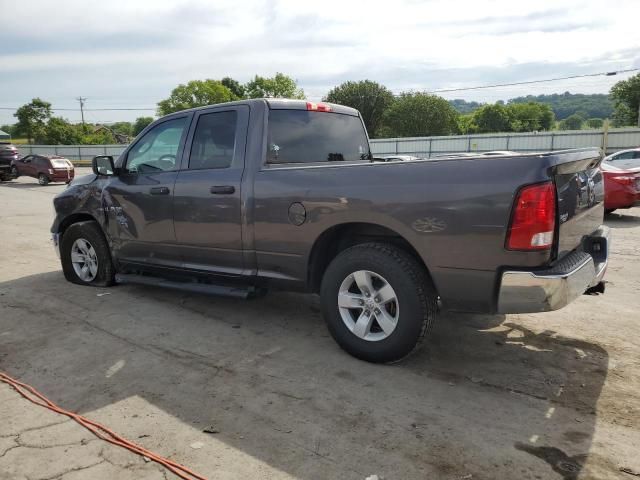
<box><xmin>400</xmin><ymin>68</ymin><xmax>640</xmax><ymax>95</ymax></box>
<box><xmin>1</xmin><ymin>67</ymin><xmax>638</xmax><ymax>113</ymax></box>
<box><xmin>0</xmin><ymin>107</ymin><xmax>155</xmax><ymax>111</ymax></box>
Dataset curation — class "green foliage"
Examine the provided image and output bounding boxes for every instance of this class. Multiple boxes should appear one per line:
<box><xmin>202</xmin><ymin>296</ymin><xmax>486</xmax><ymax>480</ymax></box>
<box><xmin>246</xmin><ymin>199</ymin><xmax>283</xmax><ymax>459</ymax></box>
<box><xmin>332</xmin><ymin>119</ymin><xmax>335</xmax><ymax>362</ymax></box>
<box><xmin>610</xmin><ymin>73</ymin><xmax>640</xmax><ymax>127</ymax></box>
<box><xmin>221</xmin><ymin>77</ymin><xmax>246</xmax><ymax>99</ymax></box>
<box><xmin>381</xmin><ymin>93</ymin><xmax>459</xmax><ymax>137</ymax></box>
<box><xmin>245</xmin><ymin>73</ymin><xmax>305</xmax><ymax>99</ymax></box>
<box><xmin>472</xmin><ymin>103</ymin><xmax>511</xmax><ymax>133</ymax></box>
<box><xmin>109</xmin><ymin>121</ymin><xmax>133</xmax><ymax>136</ymax></box>
<box><xmin>558</xmin><ymin>114</ymin><xmax>584</xmax><ymax>130</ymax></box>
<box><xmin>0</xmin><ymin>124</ymin><xmax>16</xmax><ymax>136</ymax></box>
<box><xmin>133</xmin><ymin>117</ymin><xmax>154</xmax><ymax>136</ymax></box>
<box><xmin>35</xmin><ymin>117</ymin><xmax>81</xmax><ymax>144</ymax></box>
<box><xmin>507</xmin><ymin>102</ymin><xmax>555</xmax><ymax>132</ymax></box>
<box><xmin>456</xmin><ymin>113</ymin><xmax>476</xmax><ymax>134</ymax></box>
<box><xmin>14</xmin><ymin>98</ymin><xmax>52</xmax><ymax>144</ymax></box>
<box><xmin>586</xmin><ymin>118</ymin><xmax>604</xmax><ymax>129</ymax></box>
<box><xmin>508</xmin><ymin>92</ymin><xmax>613</xmax><ymax>120</ymax></box>
<box><xmin>448</xmin><ymin>99</ymin><xmax>484</xmax><ymax>114</ymax></box>
<box><xmin>157</xmin><ymin>79</ymin><xmax>234</xmax><ymax>115</ymax></box>
<box><xmin>324</xmin><ymin>80</ymin><xmax>395</xmax><ymax>137</ymax></box>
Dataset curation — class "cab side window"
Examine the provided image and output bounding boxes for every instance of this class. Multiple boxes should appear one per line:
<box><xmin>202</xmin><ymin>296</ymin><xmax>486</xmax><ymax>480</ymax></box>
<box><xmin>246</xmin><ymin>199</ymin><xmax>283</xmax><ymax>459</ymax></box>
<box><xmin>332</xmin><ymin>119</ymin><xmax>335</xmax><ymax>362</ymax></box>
<box><xmin>125</xmin><ymin>117</ymin><xmax>187</xmax><ymax>174</ymax></box>
<box><xmin>188</xmin><ymin>111</ymin><xmax>238</xmax><ymax>170</ymax></box>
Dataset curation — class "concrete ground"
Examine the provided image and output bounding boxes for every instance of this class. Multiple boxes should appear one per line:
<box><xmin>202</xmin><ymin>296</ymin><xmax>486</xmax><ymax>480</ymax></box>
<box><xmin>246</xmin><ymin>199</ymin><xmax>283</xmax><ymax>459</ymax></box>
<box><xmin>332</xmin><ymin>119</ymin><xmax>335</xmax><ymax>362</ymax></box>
<box><xmin>1</xmin><ymin>169</ymin><xmax>639</xmax><ymax>480</ymax></box>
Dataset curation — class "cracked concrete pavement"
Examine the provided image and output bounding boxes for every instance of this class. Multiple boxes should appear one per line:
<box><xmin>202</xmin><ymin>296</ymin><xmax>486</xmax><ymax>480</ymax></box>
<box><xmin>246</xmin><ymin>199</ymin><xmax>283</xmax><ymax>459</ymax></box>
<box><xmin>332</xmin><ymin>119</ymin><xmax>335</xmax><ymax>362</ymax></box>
<box><xmin>1</xmin><ymin>170</ymin><xmax>640</xmax><ymax>479</ymax></box>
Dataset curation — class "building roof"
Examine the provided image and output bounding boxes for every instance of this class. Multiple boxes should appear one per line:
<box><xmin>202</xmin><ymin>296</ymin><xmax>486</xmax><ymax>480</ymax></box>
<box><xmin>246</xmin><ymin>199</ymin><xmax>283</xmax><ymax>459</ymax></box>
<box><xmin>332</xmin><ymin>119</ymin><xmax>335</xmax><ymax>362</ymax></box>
<box><xmin>0</xmin><ymin>129</ymin><xmax>10</xmax><ymax>137</ymax></box>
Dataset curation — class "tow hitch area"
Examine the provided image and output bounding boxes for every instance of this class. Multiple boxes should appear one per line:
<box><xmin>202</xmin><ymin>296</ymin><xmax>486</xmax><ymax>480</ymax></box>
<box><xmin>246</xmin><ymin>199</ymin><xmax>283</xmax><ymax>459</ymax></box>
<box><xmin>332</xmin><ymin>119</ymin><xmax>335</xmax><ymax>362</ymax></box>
<box><xmin>584</xmin><ymin>281</ymin><xmax>606</xmax><ymax>295</ymax></box>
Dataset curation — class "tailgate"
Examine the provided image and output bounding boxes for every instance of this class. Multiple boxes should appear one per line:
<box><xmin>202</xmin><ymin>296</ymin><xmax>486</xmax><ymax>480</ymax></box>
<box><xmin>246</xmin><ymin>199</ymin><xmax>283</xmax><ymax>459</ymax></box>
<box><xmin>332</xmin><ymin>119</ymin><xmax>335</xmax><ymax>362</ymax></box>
<box><xmin>552</xmin><ymin>149</ymin><xmax>604</xmax><ymax>257</ymax></box>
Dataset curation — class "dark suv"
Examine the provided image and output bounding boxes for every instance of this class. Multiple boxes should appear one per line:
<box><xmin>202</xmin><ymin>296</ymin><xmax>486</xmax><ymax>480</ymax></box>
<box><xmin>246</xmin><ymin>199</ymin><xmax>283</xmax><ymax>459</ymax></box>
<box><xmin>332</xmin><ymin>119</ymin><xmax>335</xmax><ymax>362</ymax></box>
<box><xmin>11</xmin><ymin>155</ymin><xmax>75</xmax><ymax>185</ymax></box>
<box><xmin>0</xmin><ymin>143</ymin><xmax>19</xmax><ymax>181</ymax></box>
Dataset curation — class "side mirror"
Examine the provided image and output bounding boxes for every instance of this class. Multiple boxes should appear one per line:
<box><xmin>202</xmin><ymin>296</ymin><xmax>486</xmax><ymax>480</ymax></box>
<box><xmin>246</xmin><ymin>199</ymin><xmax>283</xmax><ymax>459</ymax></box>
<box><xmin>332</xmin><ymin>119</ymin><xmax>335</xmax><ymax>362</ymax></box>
<box><xmin>92</xmin><ymin>155</ymin><xmax>115</xmax><ymax>176</ymax></box>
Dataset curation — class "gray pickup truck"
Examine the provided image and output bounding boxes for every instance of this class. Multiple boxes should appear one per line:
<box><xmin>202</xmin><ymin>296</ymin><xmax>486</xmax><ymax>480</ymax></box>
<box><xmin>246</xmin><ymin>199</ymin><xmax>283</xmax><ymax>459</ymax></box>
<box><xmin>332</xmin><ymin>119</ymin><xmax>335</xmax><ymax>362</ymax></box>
<box><xmin>51</xmin><ymin>99</ymin><xmax>609</xmax><ymax>362</ymax></box>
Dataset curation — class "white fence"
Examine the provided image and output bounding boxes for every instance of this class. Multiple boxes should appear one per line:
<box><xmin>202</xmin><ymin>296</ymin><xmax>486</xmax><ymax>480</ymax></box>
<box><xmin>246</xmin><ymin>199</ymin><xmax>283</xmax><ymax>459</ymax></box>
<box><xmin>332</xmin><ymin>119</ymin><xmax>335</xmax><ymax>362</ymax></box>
<box><xmin>16</xmin><ymin>144</ymin><xmax>126</xmax><ymax>162</ymax></box>
<box><xmin>15</xmin><ymin>127</ymin><xmax>640</xmax><ymax>163</ymax></box>
<box><xmin>370</xmin><ymin>127</ymin><xmax>640</xmax><ymax>158</ymax></box>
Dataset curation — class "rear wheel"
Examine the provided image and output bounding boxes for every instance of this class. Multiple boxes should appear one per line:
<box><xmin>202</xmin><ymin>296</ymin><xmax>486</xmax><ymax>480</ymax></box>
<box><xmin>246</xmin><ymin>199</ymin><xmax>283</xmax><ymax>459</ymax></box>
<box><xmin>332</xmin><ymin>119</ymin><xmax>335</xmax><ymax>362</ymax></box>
<box><xmin>38</xmin><ymin>173</ymin><xmax>49</xmax><ymax>185</ymax></box>
<box><xmin>320</xmin><ymin>243</ymin><xmax>437</xmax><ymax>363</ymax></box>
<box><xmin>60</xmin><ymin>221</ymin><xmax>114</xmax><ymax>287</ymax></box>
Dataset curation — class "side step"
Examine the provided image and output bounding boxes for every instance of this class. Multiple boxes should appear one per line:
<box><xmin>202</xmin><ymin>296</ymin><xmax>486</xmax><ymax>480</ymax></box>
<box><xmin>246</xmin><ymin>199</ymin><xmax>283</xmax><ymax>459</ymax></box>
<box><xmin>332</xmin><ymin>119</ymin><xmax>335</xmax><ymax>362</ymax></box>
<box><xmin>115</xmin><ymin>273</ymin><xmax>253</xmax><ymax>299</ymax></box>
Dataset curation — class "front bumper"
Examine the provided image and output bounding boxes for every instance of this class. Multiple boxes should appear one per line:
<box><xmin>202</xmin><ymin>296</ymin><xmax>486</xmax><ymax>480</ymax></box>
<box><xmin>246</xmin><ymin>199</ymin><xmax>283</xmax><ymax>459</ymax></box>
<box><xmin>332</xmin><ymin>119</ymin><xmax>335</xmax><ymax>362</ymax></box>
<box><xmin>52</xmin><ymin>232</ymin><xmax>61</xmax><ymax>259</ymax></box>
<box><xmin>497</xmin><ymin>226</ymin><xmax>609</xmax><ymax>314</ymax></box>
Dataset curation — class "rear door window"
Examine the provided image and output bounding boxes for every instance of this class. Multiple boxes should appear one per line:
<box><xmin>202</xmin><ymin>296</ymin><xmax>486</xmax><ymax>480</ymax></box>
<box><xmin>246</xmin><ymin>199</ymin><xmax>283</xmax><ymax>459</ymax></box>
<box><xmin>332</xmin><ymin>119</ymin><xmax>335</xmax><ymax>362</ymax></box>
<box><xmin>267</xmin><ymin>110</ymin><xmax>370</xmax><ymax>164</ymax></box>
<box><xmin>188</xmin><ymin>111</ymin><xmax>238</xmax><ymax>170</ymax></box>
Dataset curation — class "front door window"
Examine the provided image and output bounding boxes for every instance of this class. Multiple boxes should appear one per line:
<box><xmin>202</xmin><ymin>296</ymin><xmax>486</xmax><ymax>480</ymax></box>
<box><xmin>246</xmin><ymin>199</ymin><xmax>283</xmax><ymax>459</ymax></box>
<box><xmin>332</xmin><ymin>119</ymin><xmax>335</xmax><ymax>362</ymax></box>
<box><xmin>125</xmin><ymin>117</ymin><xmax>188</xmax><ymax>174</ymax></box>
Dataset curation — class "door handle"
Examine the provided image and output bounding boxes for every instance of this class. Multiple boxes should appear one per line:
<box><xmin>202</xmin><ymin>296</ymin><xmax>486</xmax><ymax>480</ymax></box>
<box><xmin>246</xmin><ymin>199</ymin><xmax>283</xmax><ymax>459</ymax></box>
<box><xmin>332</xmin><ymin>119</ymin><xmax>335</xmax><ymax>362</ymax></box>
<box><xmin>210</xmin><ymin>185</ymin><xmax>235</xmax><ymax>195</ymax></box>
<box><xmin>150</xmin><ymin>186</ymin><xmax>170</xmax><ymax>195</ymax></box>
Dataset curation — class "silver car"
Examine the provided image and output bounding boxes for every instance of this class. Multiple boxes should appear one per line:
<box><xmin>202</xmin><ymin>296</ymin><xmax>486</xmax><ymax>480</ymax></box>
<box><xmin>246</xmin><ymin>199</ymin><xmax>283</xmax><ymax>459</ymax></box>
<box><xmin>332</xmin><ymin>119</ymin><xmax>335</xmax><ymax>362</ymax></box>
<box><xmin>603</xmin><ymin>148</ymin><xmax>640</xmax><ymax>169</ymax></box>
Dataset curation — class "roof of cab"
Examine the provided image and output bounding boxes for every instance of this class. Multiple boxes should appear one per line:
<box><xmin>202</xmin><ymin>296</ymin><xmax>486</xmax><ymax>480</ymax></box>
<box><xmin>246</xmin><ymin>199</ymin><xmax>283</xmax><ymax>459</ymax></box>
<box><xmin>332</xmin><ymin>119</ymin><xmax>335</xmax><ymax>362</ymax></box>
<box><xmin>168</xmin><ymin>98</ymin><xmax>360</xmax><ymax>117</ymax></box>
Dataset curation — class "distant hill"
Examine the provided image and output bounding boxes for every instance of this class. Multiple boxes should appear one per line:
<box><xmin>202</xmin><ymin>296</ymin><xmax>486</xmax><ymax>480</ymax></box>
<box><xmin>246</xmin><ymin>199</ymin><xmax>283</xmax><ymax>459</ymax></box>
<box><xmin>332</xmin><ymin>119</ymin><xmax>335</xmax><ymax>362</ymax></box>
<box><xmin>448</xmin><ymin>99</ymin><xmax>483</xmax><ymax>114</ymax></box>
<box><xmin>449</xmin><ymin>92</ymin><xmax>614</xmax><ymax>120</ymax></box>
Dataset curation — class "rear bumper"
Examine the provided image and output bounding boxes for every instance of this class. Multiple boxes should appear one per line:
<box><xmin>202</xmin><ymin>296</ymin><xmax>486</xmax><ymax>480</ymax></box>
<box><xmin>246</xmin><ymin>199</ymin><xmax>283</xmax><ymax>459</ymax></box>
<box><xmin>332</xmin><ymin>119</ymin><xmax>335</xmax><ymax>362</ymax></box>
<box><xmin>497</xmin><ymin>226</ymin><xmax>609</xmax><ymax>313</ymax></box>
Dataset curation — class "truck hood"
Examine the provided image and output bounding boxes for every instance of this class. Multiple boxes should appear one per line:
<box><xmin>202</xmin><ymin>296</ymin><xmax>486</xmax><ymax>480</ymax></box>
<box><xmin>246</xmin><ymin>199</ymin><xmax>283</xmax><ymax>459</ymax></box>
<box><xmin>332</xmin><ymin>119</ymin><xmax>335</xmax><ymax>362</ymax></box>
<box><xmin>68</xmin><ymin>173</ymin><xmax>97</xmax><ymax>187</ymax></box>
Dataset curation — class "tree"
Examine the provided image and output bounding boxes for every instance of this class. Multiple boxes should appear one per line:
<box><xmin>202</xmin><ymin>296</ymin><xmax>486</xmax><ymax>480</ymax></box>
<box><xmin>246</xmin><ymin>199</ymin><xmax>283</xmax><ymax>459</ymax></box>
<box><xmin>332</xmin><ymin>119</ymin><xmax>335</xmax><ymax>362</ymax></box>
<box><xmin>221</xmin><ymin>77</ymin><xmax>246</xmax><ymax>99</ymax></box>
<box><xmin>381</xmin><ymin>93</ymin><xmax>459</xmax><ymax>137</ymax></box>
<box><xmin>36</xmin><ymin>117</ymin><xmax>81</xmax><ymax>144</ymax></box>
<box><xmin>559</xmin><ymin>114</ymin><xmax>584</xmax><ymax>130</ymax></box>
<box><xmin>14</xmin><ymin>98</ymin><xmax>52</xmax><ymax>144</ymax></box>
<box><xmin>157</xmin><ymin>79</ymin><xmax>234</xmax><ymax>115</ymax></box>
<box><xmin>245</xmin><ymin>73</ymin><xmax>305</xmax><ymax>99</ymax></box>
<box><xmin>0</xmin><ymin>124</ymin><xmax>16</xmax><ymax>136</ymax></box>
<box><xmin>323</xmin><ymin>80</ymin><xmax>394</xmax><ymax>137</ymax></box>
<box><xmin>109</xmin><ymin>122</ymin><xmax>133</xmax><ymax>136</ymax></box>
<box><xmin>586</xmin><ymin>118</ymin><xmax>604</xmax><ymax>129</ymax></box>
<box><xmin>610</xmin><ymin>73</ymin><xmax>640</xmax><ymax>127</ymax></box>
<box><xmin>456</xmin><ymin>113</ymin><xmax>477</xmax><ymax>134</ymax></box>
<box><xmin>133</xmin><ymin>117</ymin><xmax>154</xmax><ymax>136</ymax></box>
<box><xmin>506</xmin><ymin>102</ymin><xmax>555</xmax><ymax>132</ymax></box>
<box><xmin>472</xmin><ymin>104</ymin><xmax>511</xmax><ymax>133</ymax></box>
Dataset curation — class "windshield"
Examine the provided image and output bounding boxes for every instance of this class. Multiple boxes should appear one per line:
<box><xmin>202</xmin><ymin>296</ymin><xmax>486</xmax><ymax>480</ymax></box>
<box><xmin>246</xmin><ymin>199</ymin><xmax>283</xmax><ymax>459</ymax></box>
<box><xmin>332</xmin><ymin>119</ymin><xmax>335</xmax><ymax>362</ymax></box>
<box><xmin>267</xmin><ymin>110</ymin><xmax>371</xmax><ymax>164</ymax></box>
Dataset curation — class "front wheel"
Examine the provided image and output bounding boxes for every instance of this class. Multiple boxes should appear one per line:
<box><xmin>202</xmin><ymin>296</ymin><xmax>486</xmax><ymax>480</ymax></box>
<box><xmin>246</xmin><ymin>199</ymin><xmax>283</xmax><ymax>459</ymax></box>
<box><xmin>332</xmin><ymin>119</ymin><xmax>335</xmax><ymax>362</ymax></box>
<box><xmin>38</xmin><ymin>173</ymin><xmax>49</xmax><ymax>185</ymax></box>
<box><xmin>320</xmin><ymin>243</ymin><xmax>438</xmax><ymax>363</ymax></box>
<box><xmin>11</xmin><ymin>166</ymin><xmax>19</xmax><ymax>178</ymax></box>
<box><xmin>60</xmin><ymin>221</ymin><xmax>115</xmax><ymax>287</ymax></box>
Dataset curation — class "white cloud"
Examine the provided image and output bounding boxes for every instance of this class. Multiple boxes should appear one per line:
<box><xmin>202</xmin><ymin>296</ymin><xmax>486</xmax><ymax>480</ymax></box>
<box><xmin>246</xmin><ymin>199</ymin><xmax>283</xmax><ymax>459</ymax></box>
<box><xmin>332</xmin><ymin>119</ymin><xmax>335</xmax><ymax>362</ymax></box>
<box><xmin>1</xmin><ymin>0</ymin><xmax>639</xmax><ymax>123</ymax></box>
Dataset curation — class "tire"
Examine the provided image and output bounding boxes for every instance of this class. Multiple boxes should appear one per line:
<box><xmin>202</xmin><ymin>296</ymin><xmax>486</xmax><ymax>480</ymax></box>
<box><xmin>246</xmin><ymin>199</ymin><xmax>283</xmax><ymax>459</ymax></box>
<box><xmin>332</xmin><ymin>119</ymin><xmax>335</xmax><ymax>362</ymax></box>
<box><xmin>60</xmin><ymin>221</ymin><xmax>115</xmax><ymax>287</ymax></box>
<box><xmin>11</xmin><ymin>166</ymin><xmax>19</xmax><ymax>178</ymax></box>
<box><xmin>38</xmin><ymin>173</ymin><xmax>49</xmax><ymax>185</ymax></box>
<box><xmin>320</xmin><ymin>242</ymin><xmax>437</xmax><ymax>363</ymax></box>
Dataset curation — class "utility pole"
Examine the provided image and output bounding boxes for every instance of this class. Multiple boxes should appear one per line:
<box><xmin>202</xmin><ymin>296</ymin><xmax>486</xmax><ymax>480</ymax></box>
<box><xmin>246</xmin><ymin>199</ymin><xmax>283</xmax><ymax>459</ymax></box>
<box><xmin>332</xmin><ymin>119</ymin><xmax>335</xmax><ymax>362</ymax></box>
<box><xmin>76</xmin><ymin>96</ymin><xmax>87</xmax><ymax>130</ymax></box>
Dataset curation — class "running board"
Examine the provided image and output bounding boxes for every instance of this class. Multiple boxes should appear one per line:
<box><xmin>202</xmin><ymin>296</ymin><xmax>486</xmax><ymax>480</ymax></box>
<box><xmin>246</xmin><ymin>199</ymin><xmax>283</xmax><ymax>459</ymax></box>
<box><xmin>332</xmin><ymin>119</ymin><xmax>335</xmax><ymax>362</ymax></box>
<box><xmin>115</xmin><ymin>273</ymin><xmax>253</xmax><ymax>299</ymax></box>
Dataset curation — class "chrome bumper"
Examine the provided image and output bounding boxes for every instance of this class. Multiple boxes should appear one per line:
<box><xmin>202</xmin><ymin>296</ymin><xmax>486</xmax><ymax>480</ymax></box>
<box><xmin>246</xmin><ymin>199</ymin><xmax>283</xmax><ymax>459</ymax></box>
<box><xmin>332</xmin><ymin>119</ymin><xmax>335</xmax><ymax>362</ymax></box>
<box><xmin>498</xmin><ymin>226</ymin><xmax>609</xmax><ymax>314</ymax></box>
<box><xmin>51</xmin><ymin>233</ymin><xmax>61</xmax><ymax>259</ymax></box>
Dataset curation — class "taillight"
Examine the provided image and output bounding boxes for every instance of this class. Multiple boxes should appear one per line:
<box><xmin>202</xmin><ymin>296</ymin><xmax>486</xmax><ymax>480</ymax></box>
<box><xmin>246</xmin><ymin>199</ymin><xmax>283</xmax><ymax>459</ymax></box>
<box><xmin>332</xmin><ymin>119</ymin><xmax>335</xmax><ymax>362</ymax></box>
<box><xmin>609</xmin><ymin>175</ymin><xmax>635</xmax><ymax>186</ymax></box>
<box><xmin>506</xmin><ymin>182</ymin><xmax>556</xmax><ymax>251</ymax></box>
<box><xmin>306</xmin><ymin>102</ymin><xmax>332</xmax><ymax>112</ymax></box>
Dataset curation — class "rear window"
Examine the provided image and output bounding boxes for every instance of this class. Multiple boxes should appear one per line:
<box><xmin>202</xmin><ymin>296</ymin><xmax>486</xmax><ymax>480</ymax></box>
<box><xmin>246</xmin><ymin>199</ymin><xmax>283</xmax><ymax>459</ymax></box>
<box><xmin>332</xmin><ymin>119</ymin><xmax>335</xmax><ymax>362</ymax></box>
<box><xmin>51</xmin><ymin>159</ymin><xmax>71</xmax><ymax>168</ymax></box>
<box><xmin>267</xmin><ymin>110</ymin><xmax>370</xmax><ymax>164</ymax></box>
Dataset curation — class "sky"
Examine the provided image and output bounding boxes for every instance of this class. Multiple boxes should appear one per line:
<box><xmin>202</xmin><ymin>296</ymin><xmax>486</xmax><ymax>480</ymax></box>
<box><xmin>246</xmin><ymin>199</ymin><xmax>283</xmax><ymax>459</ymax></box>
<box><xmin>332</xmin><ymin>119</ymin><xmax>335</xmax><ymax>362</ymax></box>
<box><xmin>1</xmin><ymin>0</ymin><xmax>639</xmax><ymax>125</ymax></box>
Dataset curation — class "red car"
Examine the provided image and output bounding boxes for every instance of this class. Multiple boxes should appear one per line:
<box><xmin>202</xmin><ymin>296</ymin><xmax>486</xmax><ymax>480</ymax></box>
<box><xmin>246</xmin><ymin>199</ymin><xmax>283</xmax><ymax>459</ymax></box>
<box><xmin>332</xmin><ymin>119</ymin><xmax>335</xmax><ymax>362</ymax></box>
<box><xmin>601</xmin><ymin>162</ymin><xmax>640</xmax><ymax>213</ymax></box>
<box><xmin>11</xmin><ymin>155</ymin><xmax>75</xmax><ymax>185</ymax></box>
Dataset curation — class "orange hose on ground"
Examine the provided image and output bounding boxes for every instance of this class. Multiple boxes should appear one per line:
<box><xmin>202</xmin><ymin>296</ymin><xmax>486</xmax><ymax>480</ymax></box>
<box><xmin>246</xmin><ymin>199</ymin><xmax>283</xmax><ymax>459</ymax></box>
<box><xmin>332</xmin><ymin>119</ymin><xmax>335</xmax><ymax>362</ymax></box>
<box><xmin>0</xmin><ymin>372</ymin><xmax>208</xmax><ymax>480</ymax></box>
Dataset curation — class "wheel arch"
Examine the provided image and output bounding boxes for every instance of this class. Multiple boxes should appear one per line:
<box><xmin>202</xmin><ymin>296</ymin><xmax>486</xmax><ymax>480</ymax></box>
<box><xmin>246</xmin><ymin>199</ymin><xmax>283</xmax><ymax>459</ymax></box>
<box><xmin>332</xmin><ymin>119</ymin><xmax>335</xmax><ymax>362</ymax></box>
<box><xmin>307</xmin><ymin>222</ymin><xmax>436</xmax><ymax>294</ymax></box>
<box><xmin>57</xmin><ymin>213</ymin><xmax>101</xmax><ymax>238</ymax></box>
